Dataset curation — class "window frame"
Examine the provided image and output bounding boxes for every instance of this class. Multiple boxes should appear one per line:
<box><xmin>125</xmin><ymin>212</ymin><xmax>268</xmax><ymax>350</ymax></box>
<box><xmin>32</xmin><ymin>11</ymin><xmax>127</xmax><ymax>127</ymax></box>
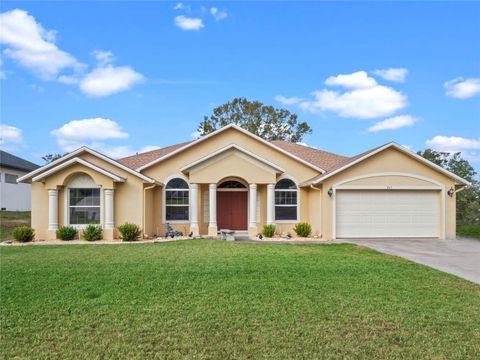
<box><xmin>164</xmin><ymin>176</ymin><xmax>190</xmax><ymax>223</ymax></box>
<box><xmin>67</xmin><ymin>187</ymin><xmax>102</xmax><ymax>227</ymax></box>
<box><xmin>274</xmin><ymin>177</ymin><xmax>300</xmax><ymax>223</ymax></box>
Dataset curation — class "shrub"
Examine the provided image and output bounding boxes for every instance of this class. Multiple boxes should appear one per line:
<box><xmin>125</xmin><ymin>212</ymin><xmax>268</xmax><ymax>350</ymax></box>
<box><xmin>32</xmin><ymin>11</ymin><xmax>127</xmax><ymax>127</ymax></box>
<box><xmin>56</xmin><ymin>226</ymin><xmax>77</xmax><ymax>241</ymax></box>
<box><xmin>457</xmin><ymin>225</ymin><xmax>480</xmax><ymax>239</ymax></box>
<box><xmin>118</xmin><ymin>223</ymin><xmax>142</xmax><ymax>242</ymax></box>
<box><xmin>262</xmin><ymin>224</ymin><xmax>276</xmax><ymax>238</ymax></box>
<box><xmin>82</xmin><ymin>224</ymin><xmax>103</xmax><ymax>241</ymax></box>
<box><xmin>13</xmin><ymin>226</ymin><xmax>35</xmax><ymax>242</ymax></box>
<box><xmin>293</xmin><ymin>222</ymin><xmax>312</xmax><ymax>237</ymax></box>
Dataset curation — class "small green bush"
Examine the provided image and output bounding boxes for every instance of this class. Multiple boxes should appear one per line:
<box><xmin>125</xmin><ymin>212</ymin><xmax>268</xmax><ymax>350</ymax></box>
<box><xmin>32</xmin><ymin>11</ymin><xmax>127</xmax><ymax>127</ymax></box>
<box><xmin>56</xmin><ymin>226</ymin><xmax>77</xmax><ymax>241</ymax></box>
<box><xmin>457</xmin><ymin>225</ymin><xmax>480</xmax><ymax>239</ymax></box>
<box><xmin>13</xmin><ymin>226</ymin><xmax>35</xmax><ymax>242</ymax></box>
<box><xmin>293</xmin><ymin>222</ymin><xmax>312</xmax><ymax>237</ymax></box>
<box><xmin>118</xmin><ymin>223</ymin><xmax>142</xmax><ymax>241</ymax></box>
<box><xmin>83</xmin><ymin>224</ymin><xmax>103</xmax><ymax>241</ymax></box>
<box><xmin>262</xmin><ymin>224</ymin><xmax>276</xmax><ymax>238</ymax></box>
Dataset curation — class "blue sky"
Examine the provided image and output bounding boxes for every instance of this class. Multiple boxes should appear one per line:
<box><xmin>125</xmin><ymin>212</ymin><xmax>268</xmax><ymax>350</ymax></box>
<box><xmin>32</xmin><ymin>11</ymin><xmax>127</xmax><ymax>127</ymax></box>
<box><xmin>1</xmin><ymin>1</ymin><xmax>479</xmax><ymax>172</ymax></box>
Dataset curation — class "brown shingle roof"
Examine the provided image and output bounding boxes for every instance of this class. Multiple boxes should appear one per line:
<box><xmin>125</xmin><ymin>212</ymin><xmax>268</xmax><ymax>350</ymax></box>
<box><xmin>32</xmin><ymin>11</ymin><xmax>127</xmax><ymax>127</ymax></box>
<box><xmin>117</xmin><ymin>141</ymin><xmax>192</xmax><ymax>170</ymax></box>
<box><xmin>117</xmin><ymin>138</ymin><xmax>351</xmax><ymax>173</ymax></box>
<box><xmin>270</xmin><ymin>140</ymin><xmax>349</xmax><ymax>172</ymax></box>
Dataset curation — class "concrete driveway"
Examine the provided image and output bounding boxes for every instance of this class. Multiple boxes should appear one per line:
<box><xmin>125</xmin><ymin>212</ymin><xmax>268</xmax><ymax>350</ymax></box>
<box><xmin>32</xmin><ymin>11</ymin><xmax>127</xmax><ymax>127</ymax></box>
<box><xmin>339</xmin><ymin>238</ymin><xmax>480</xmax><ymax>284</ymax></box>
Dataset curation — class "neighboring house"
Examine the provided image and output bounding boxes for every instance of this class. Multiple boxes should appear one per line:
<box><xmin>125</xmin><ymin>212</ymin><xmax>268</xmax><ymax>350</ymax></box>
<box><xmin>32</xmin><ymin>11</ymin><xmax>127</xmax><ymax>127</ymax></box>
<box><xmin>18</xmin><ymin>125</ymin><xmax>469</xmax><ymax>240</ymax></box>
<box><xmin>0</xmin><ymin>150</ymin><xmax>40</xmax><ymax>211</ymax></box>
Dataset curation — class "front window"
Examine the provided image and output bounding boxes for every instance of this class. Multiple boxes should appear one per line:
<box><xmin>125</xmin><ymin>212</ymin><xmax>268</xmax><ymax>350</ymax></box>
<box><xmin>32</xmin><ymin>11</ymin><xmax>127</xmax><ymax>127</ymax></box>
<box><xmin>69</xmin><ymin>188</ymin><xmax>100</xmax><ymax>225</ymax></box>
<box><xmin>275</xmin><ymin>179</ymin><xmax>298</xmax><ymax>221</ymax></box>
<box><xmin>165</xmin><ymin>178</ymin><xmax>189</xmax><ymax>221</ymax></box>
<box><xmin>5</xmin><ymin>173</ymin><xmax>18</xmax><ymax>184</ymax></box>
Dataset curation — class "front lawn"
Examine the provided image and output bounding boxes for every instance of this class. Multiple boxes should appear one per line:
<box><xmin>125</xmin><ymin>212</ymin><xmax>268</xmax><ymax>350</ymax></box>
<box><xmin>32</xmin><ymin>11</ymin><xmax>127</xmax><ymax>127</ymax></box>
<box><xmin>1</xmin><ymin>241</ymin><xmax>479</xmax><ymax>359</ymax></box>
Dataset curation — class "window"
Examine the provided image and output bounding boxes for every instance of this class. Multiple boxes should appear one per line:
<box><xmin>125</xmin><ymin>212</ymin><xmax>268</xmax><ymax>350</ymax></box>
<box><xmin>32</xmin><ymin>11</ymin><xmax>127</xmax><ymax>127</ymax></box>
<box><xmin>5</xmin><ymin>173</ymin><xmax>18</xmax><ymax>184</ymax></box>
<box><xmin>218</xmin><ymin>180</ymin><xmax>246</xmax><ymax>189</ymax></box>
<box><xmin>275</xmin><ymin>178</ymin><xmax>298</xmax><ymax>221</ymax></box>
<box><xmin>165</xmin><ymin>178</ymin><xmax>189</xmax><ymax>221</ymax></box>
<box><xmin>69</xmin><ymin>188</ymin><xmax>100</xmax><ymax>225</ymax></box>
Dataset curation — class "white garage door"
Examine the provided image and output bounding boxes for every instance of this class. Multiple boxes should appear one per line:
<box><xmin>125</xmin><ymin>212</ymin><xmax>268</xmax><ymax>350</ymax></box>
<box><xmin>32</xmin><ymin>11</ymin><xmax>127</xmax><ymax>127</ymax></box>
<box><xmin>336</xmin><ymin>190</ymin><xmax>440</xmax><ymax>238</ymax></box>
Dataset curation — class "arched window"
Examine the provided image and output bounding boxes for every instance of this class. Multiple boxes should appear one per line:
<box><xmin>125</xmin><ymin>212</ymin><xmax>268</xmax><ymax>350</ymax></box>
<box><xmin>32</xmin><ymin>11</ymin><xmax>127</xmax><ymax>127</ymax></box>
<box><xmin>275</xmin><ymin>178</ymin><xmax>298</xmax><ymax>221</ymax></box>
<box><xmin>218</xmin><ymin>180</ymin><xmax>246</xmax><ymax>189</ymax></box>
<box><xmin>67</xmin><ymin>174</ymin><xmax>100</xmax><ymax>225</ymax></box>
<box><xmin>165</xmin><ymin>178</ymin><xmax>189</xmax><ymax>221</ymax></box>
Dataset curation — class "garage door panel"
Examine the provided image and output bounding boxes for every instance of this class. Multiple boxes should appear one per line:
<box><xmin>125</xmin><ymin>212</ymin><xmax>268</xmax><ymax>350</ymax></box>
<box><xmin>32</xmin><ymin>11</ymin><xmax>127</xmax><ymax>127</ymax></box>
<box><xmin>336</xmin><ymin>190</ymin><xmax>439</xmax><ymax>238</ymax></box>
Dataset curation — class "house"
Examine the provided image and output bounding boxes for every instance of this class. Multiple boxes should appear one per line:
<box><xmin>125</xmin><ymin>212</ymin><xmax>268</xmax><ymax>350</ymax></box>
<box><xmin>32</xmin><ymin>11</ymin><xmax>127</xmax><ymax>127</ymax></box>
<box><xmin>0</xmin><ymin>150</ymin><xmax>40</xmax><ymax>211</ymax></box>
<box><xmin>18</xmin><ymin>125</ymin><xmax>469</xmax><ymax>240</ymax></box>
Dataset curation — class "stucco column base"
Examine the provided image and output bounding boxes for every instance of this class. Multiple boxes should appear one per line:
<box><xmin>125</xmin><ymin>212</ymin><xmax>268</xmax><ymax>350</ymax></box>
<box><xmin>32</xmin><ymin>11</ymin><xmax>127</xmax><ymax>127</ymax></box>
<box><xmin>190</xmin><ymin>225</ymin><xmax>199</xmax><ymax>237</ymax></box>
<box><xmin>208</xmin><ymin>225</ymin><xmax>218</xmax><ymax>237</ymax></box>
<box><xmin>47</xmin><ymin>230</ymin><xmax>57</xmax><ymax>240</ymax></box>
<box><xmin>103</xmin><ymin>228</ymin><xmax>114</xmax><ymax>241</ymax></box>
<box><xmin>248</xmin><ymin>226</ymin><xmax>258</xmax><ymax>238</ymax></box>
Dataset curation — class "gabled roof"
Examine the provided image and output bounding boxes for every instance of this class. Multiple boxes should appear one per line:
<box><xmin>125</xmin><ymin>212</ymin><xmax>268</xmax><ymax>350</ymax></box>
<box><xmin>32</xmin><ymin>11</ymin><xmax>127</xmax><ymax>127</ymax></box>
<box><xmin>304</xmin><ymin>142</ymin><xmax>471</xmax><ymax>186</ymax></box>
<box><xmin>180</xmin><ymin>144</ymin><xmax>285</xmax><ymax>173</ymax></box>
<box><xmin>17</xmin><ymin>146</ymin><xmax>157</xmax><ymax>184</ymax></box>
<box><xmin>0</xmin><ymin>150</ymin><xmax>39</xmax><ymax>172</ymax></box>
<box><xmin>131</xmin><ymin>124</ymin><xmax>326</xmax><ymax>173</ymax></box>
<box><xmin>32</xmin><ymin>157</ymin><xmax>126</xmax><ymax>182</ymax></box>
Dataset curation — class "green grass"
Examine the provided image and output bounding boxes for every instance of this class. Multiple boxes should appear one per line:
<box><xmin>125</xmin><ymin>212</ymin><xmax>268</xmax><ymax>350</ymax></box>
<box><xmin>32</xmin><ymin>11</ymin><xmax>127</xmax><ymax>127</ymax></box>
<box><xmin>457</xmin><ymin>225</ymin><xmax>480</xmax><ymax>239</ymax></box>
<box><xmin>1</xmin><ymin>241</ymin><xmax>479</xmax><ymax>359</ymax></box>
<box><xmin>0</xmin><ymin>211</ymin><xmax>30</xmax><ymax>241</ymax></box>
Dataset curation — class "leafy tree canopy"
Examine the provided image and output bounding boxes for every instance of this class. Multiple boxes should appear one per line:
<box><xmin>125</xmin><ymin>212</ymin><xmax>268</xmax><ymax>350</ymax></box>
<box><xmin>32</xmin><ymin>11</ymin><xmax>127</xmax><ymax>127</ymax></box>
<box><xmin>198</xmin><ymin>98</ymin><xmax>312</xmax><ymax>143</ymax></box>
<box><xmin>418</xmin><ymin>149</ymin><xmax>479</xmax><ymax>226</ymax></box>
<box><xmin>42</xmin><ymin>153</ymin><xmax>64</xmax><ymax>164</ymax></box>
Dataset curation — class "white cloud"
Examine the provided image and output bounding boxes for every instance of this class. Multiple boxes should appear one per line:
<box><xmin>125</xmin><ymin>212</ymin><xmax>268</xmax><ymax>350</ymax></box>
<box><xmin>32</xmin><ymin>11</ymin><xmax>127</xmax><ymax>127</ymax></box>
<box><xmin>444</xmin><ymin>77</ymin><xmax>480</xmax><ymax>99</ymax></box>
<box><xmin>79</xmin><ymin>65</ymin><xmax>144</xmax><ymax>97</ymax></box>
<box><xmin>0</xmin><ymin>124</ymin><xmax>23</xmax><ymax>149</ymax></box>
<box><xmin>140</xmin><ymin>145</ymin><xmax>161</xmax><ymax>153</ymax></box>
<box><xmin>426</xmin><ymin>136</ymin><xmax>480</xmax><ymax>151</ymax></box>
<box><xmin>52</xmin><ymin>118</ymin><xmax>128</xmax><ymax>142</ymax></box>
<box><xmin>367</xmin><ymin>115</ymin><xmax>417</xmax><ymax>132</ymax></box>
<box><xmin>92</xmin><ymin>50</ymin><xmax>114</xmax><ymax>66</ymax></box>
<box><xmin>324</xmin><ymin>71</ymin><xmax>377</xmax><ymax>89</ymax></box>
<box><xmin>373</xmin><ymin>68</ymin><xmax>408</xmax><ymax>83</ymax></box>
<box><xmin>52</xmin><ymin>118</ymin><xmax>133</xmax><ymax>158</ymax></box>
<box><xmin>174</xmin><ymin>15</ymin><xmax>204</xmax><ymax>31</ymax></box>
<box><xmin>210</xmin><ymin>7</ymin><xmax>228</xmax><ymax>21</ymax></box>
<box><xmin>274</xmin><ymin>95</ymin><xmax>303</xmax><ymax>105</ymax></box>
<box><xmin>300</xmin><ymin>85</ymin><xmax>407</xmax><ymax>119</ymax></box>
<box><xmin>0</xmin><ymin>9</ymin><xmax>83</xmax><ymax>80</ymax></box>
<box><xmin>426</xmin><ymin>135</ymin><xmax>480</xmax><ymax>163</ymax></box>
<box><xmin>173</xmin><ymin>3</ymin><xmax>190</xmax><ymax>12</ymax></box>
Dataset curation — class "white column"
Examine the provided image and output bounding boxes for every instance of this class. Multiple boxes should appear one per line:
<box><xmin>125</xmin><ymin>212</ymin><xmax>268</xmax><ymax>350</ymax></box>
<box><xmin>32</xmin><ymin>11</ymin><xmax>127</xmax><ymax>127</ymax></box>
<box><xmin>267</xmin><ymin>184</ymin><xmax>275</xmax><ymax>225</ymax></box>
<box><xmin>48</xmin><ymin>189</ymin><xmax>58</xmax><ymax>231</ymax></box>
<box><xmin>190</xmin><ymin>184</ymin><xmax>199</xmax><ymax>236</ymax></box>
<box><xmin>104</xmin><ymin>189</ymin><xmax>115</xmax><ymax>230</ymax></box>
<box><xmin>249</xmin><ymin>184</ymin><xmax>257</xmax><ymax>228</ymax></box>
<box><xmin>208</xmin><ymin>183</ymin><xmax>217</xmax><ymax>236</ymax></box>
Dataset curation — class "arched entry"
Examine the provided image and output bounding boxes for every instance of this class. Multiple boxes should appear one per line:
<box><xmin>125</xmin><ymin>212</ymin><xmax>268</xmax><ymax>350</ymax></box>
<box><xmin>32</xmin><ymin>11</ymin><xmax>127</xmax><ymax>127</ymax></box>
<box><xmin>217</xmin><ymin>179</ymin><xmax>248</xmax><ymax>230</ymax></box>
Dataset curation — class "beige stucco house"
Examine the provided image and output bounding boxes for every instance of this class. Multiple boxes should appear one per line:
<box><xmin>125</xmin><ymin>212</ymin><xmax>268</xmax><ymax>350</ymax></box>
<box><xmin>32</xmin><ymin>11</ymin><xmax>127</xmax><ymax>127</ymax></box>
<box><xmin>18</xmin><ymin>124</ymin><xmax>469</xmax><ymax>241</ymax></box>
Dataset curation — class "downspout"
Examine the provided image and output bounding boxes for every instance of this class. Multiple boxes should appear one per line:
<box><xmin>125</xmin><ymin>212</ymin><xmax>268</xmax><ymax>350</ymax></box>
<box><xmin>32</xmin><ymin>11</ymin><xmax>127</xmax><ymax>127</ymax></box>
<box><xmin>143</xmin><ymin>183</ymin><xmax>157</xmax><ymax>239</ymax></box>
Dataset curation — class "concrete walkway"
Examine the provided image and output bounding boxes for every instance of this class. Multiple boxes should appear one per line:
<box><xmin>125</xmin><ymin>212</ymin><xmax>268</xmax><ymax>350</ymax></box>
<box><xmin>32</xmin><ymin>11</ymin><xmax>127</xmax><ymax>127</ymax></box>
<box><xmin>339</xmin><ymin>238</ymin><xmax>480</xmax><ymax>284</ymax></box>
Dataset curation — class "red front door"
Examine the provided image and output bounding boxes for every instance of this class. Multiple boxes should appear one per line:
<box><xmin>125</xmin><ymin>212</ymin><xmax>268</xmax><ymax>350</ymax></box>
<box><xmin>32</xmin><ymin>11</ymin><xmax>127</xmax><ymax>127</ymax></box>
<box><xmin>217</xmin><ymin>191</ymin><xmax>248</xmax><ymax>230</ymax></box>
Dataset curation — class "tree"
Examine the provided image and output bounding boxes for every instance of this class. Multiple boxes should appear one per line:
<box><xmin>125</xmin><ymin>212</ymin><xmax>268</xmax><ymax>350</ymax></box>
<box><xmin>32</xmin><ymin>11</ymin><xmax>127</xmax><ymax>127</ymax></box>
<box><xmin>42</xmin><ymin>153</ymin><xmax>64</xmax><ymax>164</ymax></box>
<box><xmin>198</xmin><ymin>98</ymin><xmax>312</xmax><ymax>142</ymax></box>
<box><xmin>418</xmin><ymin>149</ymin><xmax>479</xmax><ymax>226</ymax></box>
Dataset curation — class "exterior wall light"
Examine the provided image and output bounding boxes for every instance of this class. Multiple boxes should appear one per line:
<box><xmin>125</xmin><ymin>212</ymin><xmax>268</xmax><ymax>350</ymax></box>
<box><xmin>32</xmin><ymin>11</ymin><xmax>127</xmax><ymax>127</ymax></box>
<box><xmin>328</xmin><ymin>188</ymin><xmax>333</xmax><ymax>197</ymax></box>
<box><xmin>447</xmin><ymin>187</ymin><xmax>455</xmax><ymax>197</ymax></box>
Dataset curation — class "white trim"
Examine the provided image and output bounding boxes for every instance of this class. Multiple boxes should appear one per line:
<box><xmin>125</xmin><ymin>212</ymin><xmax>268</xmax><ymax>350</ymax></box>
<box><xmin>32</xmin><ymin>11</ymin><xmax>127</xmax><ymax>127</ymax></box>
<box><xmin>136</xmin><ymin>124</ymin><xmax>325</xmax><ymax>173</ymax></box>
<box><xmin>313</xmin><ymin>142</ymin><xmax>471</xmax><ymax>186</ymax></box>
<box><xmin>32</xmin><ymin>157</ymin><xmax>125</xmax><ymax>183</ymax></box>
<box><xmin>331</xmin><ymin>172</ymin><xmax>447</xmax><ymax>240</ymax></box>
<box><xmin>274</xmin><ymin>174</ymin><xmax>300</xmax><ymax>224</ymax></box>
<box><xmin>180</xmin><ymin>144</ymin><xmax>285</xmax><ymax>173</ymax></box>
<box><xmin>18</xmin><ymin>146</ymin><xmax>157</xmax><ymax>184</ymax></box>
<box><xmin>162</xmin><ymin>174</ymin><xmax>190</xmax><ymax>224</ymax></box>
